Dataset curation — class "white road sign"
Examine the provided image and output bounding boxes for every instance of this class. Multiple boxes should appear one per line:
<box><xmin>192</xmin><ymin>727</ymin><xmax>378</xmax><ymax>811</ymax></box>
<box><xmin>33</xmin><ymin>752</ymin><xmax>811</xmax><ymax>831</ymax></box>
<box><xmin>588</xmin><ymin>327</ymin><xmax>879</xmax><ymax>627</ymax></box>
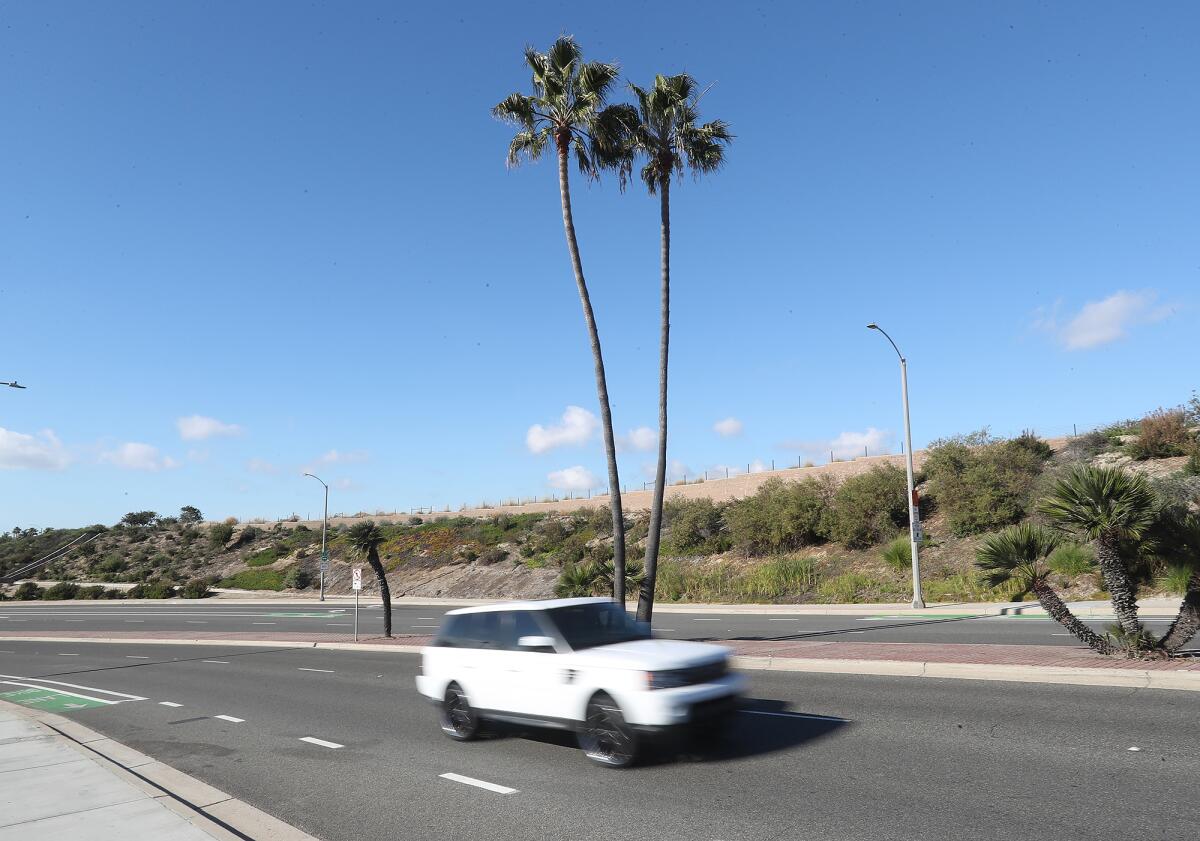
<box><xmin>352</xmin><ymin>567</ymin><xmax>362</xmax><ymax>591</ymax></box>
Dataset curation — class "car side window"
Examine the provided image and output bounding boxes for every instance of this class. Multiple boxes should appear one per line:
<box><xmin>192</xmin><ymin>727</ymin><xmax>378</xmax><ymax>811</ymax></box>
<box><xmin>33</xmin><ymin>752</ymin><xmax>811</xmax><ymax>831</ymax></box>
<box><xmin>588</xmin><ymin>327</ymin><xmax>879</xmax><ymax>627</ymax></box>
<box><xmin>434</xmin><ymin>615</ymin><xmax>466</xmax><ymax>648</ymax></box>
<box><xmin>498</xmin><ymin>610</ymin><xmax>548</xmax><ymax>651</ymax></box>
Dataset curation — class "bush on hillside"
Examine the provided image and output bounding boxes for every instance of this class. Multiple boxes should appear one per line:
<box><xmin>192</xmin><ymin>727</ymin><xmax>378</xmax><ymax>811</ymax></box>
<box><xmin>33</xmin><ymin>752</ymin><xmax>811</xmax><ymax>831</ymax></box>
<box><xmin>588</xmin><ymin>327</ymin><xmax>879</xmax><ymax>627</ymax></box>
<box><xmin>725</xmin><ymin>477</ymin><xmax>835</xmax><ymax>556</ymax></box>
<box><xmin>661</xmin><ymin>498</ymin><xmax>729</xmax><ymax>555</ymax></box>
<box><xmin>43</xmin><ymin>581</ymin><xmax>80</xmax><ymax>600</ymax></box>
<box><xmin>178</xmin><ymin>579</ymin><xmax>212</xmax><ymax>599</ymax></box>
<box><xmin>219</xmin><ymin>568</ymin><xmax>285</xmax><ymax>591</ymax></box>
<box><xmin>880</xmin><ymin>535</ymin><xmax>912</xmax><ymax>572</ymax></box>
<box><xmin>13</xmin><ymin>582</ymin><xmax>41</xmax><ymax>601</ymax></box>
<box><xmin>209</xmin><ymin>522</ymin><xmax>234</xmax><ymax>547</ymax></box>
<box><xmin>127</xmin><ymin>582</ymin><xmax>176</xmax><ymax>599</ymax></box>
<box><xmin>1127</xmin><ymin>408</ymin><xmax>1194</xmax><ymax>460</ymax></box>
<box><xmin>828</xmin><ymin>465</ymin><xmax>909</xmax><ymax>548</ymax></box>
<box><xmin>1046</xmin><ymin>542</ymin><xmax>1094</xmax><ymax>576</ymax></box>
<box><xmin>1066</xmin><ymin>430</ymin><xmax>1110</xmax><ymax>460</ymax></box>
<box><xmin>282</xmin><ymin>566</ymin><xmax>311</xmax><ymax>590</ymax></box>
<box><xmin>922</xmin><ymin>431</ymin><xmax>1051</xmax><ymax>537</ymax></box>
<box><xmin>75</xmin><ymin>585</ymin><xmax>107</xmax><ymax>600</ymax></box>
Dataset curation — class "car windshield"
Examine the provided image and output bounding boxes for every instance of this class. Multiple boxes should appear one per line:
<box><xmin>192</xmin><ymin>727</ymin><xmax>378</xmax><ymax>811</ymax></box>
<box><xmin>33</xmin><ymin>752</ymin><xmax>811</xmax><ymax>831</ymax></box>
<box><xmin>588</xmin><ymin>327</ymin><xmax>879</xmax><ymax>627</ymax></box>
<box><xmin>544</xmin><ymin>602</ymin><xmax>649</xmax><ymax>651</ymax></box>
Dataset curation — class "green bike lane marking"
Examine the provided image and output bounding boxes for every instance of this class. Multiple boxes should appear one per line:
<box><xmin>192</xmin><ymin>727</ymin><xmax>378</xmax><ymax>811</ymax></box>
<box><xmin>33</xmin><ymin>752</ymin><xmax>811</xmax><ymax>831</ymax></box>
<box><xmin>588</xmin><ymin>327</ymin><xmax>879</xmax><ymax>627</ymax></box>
<box><xmin>0</xmin><ymin>687</ymin><xmax>110</xmax><ymax>712</ymax></box>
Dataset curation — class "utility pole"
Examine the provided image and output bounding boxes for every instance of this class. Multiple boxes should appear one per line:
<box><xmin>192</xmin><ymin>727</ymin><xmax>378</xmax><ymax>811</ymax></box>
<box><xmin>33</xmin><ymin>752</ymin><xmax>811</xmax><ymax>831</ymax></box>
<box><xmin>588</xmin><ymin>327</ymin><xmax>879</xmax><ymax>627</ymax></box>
<box><xmin>867</xmin><ymin>323</ymin><xmax>924</xmax><ymax>609</ymax></box>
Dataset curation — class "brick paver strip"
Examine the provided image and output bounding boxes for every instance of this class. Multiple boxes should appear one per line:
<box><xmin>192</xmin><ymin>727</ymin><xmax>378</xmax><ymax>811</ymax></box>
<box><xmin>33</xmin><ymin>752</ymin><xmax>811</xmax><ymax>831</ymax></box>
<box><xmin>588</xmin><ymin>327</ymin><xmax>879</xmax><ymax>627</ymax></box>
<box><xmin>2</xmin><ymin>629</ymin><xmax>1195</xmax><ymax>671</ymax></box>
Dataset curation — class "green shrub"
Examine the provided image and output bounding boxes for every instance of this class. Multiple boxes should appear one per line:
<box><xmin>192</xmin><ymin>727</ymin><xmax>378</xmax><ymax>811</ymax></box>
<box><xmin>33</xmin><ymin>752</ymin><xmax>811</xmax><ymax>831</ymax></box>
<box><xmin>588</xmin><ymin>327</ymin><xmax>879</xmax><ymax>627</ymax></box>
<box><xmin>102</xmin><ymin>588</ymin><xmax>125</xmax><ymax>599</ymax></box>
<box><xmin>209</xmin><ymin>522</ymin><xmax>234</xmax><ymax>547</ymax></box>
<box><xmin>1127</xmin><ymin>409</ymin><xmax>1193</xmax><ymax>460</ymax></box>
<box><xmin>75</xmin><ymin>585</ymin><xmax>107</xmax><ymax>600</ymax></box>
<box><xmin>653</xmin><ymin>557</ymin><xmax>820</xmax><ymax>603</ymax></box>
<box><xmin>661</xmin><ymin>498</ymin><xmax>729</xmax><ymax>555</ymax></box>
<box><xmin>13</xmin><ymin>582</ymin><xmax>41</xmax><ymax>601</ymax></box>
<box><xmin>1066</xmin><ymin>430</ymin><xmax>1110</xmax><ymax>460</ymax></box>
<box><xmin>127</xmin><ymin>582</ymin><xmax>176</xmax><ymax>599</ymax></box>
<box><xmin>218</xmin><ymin>568</ymin><xmax>285</xmax><ymax>591</ymax></box>
<box><xmin>725</xmin><ymin>477</ymin><xmax>835</xmax><ymax>556</ymax></box>
<box><xmin>828</xmin><ymin>466</ymin><xmax>908</xmax><ymax>548</ymax></box>
<box><xmin>1183</xmin><ymin>445</ymin><xmax>1200</xmax><ymax>477</ymax></box>
<box><xmin>245</xmin><ymin>546</ymin><xmax>281</xmax><ymax>567</ymax></box>
<box><xmin>739</xmin><ymin>557</ymin><xmax>819</xmax><ymax>599</ymax></box>
<box><xmin>817</xmin><ymin>572</ymin><xmax>876</xmax><ymax>603</ymax></box>
<box><xmin>282</xmin><ymin>566</ymin><xmax>311</xmax><ymax>590</ymax></box>
<box><xmin>42</xmin><ymin>581</ymin><xmax>80</xmax><ymax>600</ymax></box>
<box><xmin>1047</xmin><ymin>542</ymin><xmax>1095</xmax><ymax>576</ymax></box>
<box><xmin>923</xmin><ymin>572</ymin><xmax>1020</xmax><ymax>603</ymax></box>
<box><xmin>880</xmin><ymin>536</ymin><xmax>911</xmax><ymax>572</ymax></box>
<box><xmin>922</xmin><ymin>431</ymin><xmax>1050</xmax><ymax>537</ymax></box>
<box><xmin>1156</xmin><ymin>564</ymin><xmax>1195</xmax><ymax>595</ymax></box>
<box><xmin>178</xmin><ymin>579</ymin><xmax>212</xmax><ymax>599</ymax></box>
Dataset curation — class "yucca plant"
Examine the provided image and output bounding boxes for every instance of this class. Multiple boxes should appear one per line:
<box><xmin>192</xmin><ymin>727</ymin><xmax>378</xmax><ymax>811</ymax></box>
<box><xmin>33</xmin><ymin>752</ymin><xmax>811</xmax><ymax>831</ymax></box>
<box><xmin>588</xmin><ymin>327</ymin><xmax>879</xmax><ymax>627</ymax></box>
<box><xmin>493</xmin><ymin>36</ymin><xmax>630</xmax><ymax>603</ymax></box>
<box><xmin>603</xmin><ymin>73</ymin><xmax>732</xmax><ymax>624</ymax></box>
<box><xmin>345</xmin><ymin>521</ymin><xmax>392</xmax><ymax>637</ymax></box>
<box><xmin>1038</xmin><ymin>465</ymin><xmax>1157</xmax><ymax>641</ymax></box>
<box><xmin>976</xmin><ymin>523</ymin><xmax>1114</xmax><ymax>655</ymax></box>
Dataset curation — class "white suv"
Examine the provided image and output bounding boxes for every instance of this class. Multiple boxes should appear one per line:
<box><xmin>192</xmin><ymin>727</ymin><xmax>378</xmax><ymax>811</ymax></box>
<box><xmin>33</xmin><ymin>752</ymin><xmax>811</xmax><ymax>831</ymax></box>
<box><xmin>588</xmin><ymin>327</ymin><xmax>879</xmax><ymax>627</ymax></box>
<box><xmin>415</xmin><ymin>597</ymin><xmax>746</xmax><ymax>767</ymax></box>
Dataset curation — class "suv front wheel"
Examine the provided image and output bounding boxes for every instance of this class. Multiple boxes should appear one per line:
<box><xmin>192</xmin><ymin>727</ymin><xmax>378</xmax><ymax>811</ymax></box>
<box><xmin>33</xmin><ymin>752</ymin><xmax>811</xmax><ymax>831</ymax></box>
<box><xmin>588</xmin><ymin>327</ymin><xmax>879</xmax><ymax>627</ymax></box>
<box><xmin>577</xmin><ymin>692</ymin><xmax>639</xmax><ymax>768</ymax></box>
<box><xmin>440</xmin><ymin>682</ymin><xmax>480</xmax><ymax>741</ymax></box>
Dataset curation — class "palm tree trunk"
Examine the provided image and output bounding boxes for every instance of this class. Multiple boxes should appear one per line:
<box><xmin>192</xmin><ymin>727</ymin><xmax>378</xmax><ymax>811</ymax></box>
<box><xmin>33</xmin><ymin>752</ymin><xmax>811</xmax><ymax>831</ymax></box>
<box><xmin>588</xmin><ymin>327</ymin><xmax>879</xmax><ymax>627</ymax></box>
<box><xmin>1158</xmin><ymin>571</ymin><xmax>1200</xmax><ymax>652</ymax></box>
<box><xmin>367</xmin><ymin>547</ymin><xmax>392</xmax><ymax>638</ymax></box>
<box><xmin>1031</xmin><ymin>580</ymin><xmax>1114</xmax><ymax>655</ymax></box>
<box><xmin>637</xmin><ymin>178</ymin><xmax>670</xmax><ymax>624</ymax></box>
<box><xmin>1094</xmin><ymin>533</ymin><xmax>1141</xmax><ymax>635</ymax></box>
<box><xmin>556</xmin><ymin>142</ymin><xmax>626</xmax><ymax>605</ymax></box>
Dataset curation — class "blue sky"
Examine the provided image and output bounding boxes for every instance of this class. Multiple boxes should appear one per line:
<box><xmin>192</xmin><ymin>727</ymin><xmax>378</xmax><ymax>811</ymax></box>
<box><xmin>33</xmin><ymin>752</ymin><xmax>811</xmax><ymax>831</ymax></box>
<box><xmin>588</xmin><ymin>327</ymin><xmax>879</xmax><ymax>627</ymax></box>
<box><xmin>1</xmin><ymin>1</ymin><xmax>1197</xmax><ymax>528</ymax></box>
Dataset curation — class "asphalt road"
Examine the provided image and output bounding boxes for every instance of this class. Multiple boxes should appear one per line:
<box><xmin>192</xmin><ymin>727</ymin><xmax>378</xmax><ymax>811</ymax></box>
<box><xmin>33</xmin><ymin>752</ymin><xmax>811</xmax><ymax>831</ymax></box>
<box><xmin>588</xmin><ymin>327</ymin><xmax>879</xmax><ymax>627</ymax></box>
<box><xmin>0</xmin><ymin>600</ymin><xmax>1183</xmax><ymax>646</ymax></box>
<box><xmin>1</xmin><ymin>640</ymin><xmax>1196</xmax><ymax>841</ymax></box>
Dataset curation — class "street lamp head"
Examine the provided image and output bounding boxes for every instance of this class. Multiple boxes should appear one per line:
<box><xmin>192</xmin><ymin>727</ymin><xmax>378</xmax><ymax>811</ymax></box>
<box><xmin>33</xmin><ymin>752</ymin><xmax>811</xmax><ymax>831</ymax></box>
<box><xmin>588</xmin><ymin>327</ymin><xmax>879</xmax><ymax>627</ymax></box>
<box><xmin>866</xmin><ymin>323</ymin><xmax>879</xmax><ymax>330</ymax></box>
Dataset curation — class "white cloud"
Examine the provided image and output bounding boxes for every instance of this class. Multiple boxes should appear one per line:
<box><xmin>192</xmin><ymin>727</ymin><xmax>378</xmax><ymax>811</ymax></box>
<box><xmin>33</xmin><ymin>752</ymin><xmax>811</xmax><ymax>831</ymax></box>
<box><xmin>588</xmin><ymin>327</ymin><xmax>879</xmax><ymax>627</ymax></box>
<box><xmin>315</xmin><ymin>449</ymin><xmax>369</xmax><ymax>465</ymax></box>
<box><xmin>246</xmin><ymin>457</ymin><xmax>278</xmax><ymax>474</ymax></box>
<box><xmin>783</xmin><ymin>427</ymin><xmax>893</xmax><ymax>460</ymax></box>
<box><xmin>618</xmin><ymin>426</ymin><xmax>657</xmax><ymax>452</ymax></box>
<box><xmin>1038</xmin><ymin>290</ymin><xmax>1173</xmax><ymax>351</ymax></box>
<box><xmin>100</xmin><ymin>442</ymin><xmax>178</xmax><ymax>472</ymax></box>
<box><xmin>176</xmin><ymin>415</ymin><xmax>243</xmax><ymax>441</ymax></box>
<box><xmin>0</xmin><ymin>428</ymin><xmax>71</xmax><ymax>470</ymax></box>
<box><xmin>526</xmin><ymin>406</ymin><xmax>599</xmax><ymax>454</ymax></box>
<box><xmin>547</xmin><ymin>465</ymin><xmax>598</xmax><ymax>491</ymax></box>
<box><xmin>749</xmin><ymin>459</ymin><xmax>770</xmax><ymax>473</ymax></box>
<box><xmin>713</xmin><ymin>417</ymin><xmax>744</xmax><ymax>437</ymax></box>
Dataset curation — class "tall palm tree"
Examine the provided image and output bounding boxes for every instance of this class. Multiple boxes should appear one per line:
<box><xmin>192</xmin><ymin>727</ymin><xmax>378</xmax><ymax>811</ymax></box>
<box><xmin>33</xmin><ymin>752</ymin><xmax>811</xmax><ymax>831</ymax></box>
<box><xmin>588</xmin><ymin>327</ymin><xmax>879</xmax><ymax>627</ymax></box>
<box><xmin>611</xmin><ymin>74</ymin><xmax>732</xmax><ymax>624</ymax></box>
<box><xmin>1038</xmin><ymin>465</ymin><xmax>1157</xmax><ymax>641</ymax></box>
<box><xmin>1156</xmin><ymin>512</ymin><xmax>1200</xmax><ymax>652</ymax></box>
<box><xmin>976</xmin><ymin>523</ymin><xmax>1114</xmax><ymax>655</ymax></box>
<box><xmin>493</xmin><ymin>36</ymin><xmax>630</xmax><ymax>603</ymax></box>
<box><xmin>346</xmin><ymin>521</ymin><xmax>392</xmax><ymax>637</ymax></box>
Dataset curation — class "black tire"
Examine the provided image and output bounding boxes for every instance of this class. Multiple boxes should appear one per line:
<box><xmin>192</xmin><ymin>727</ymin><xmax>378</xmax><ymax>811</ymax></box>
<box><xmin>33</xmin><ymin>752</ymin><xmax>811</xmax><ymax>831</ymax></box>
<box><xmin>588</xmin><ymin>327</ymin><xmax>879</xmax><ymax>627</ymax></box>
<box><xmin>577</xmin><ymin>692</ymin><xmax>639</xmax><ymax>768</ymax></box>
<box><xmin>439</xmin><ymin>682</ymin><xmax>480</xmax><ymax>741</ymax></box>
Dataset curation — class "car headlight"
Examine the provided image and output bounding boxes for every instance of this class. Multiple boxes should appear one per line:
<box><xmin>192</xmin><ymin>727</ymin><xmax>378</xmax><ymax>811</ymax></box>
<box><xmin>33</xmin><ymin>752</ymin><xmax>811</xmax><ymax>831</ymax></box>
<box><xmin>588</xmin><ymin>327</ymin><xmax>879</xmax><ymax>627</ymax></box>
<box><xmin>645</xmin><ymin>659</ymin><xmax>728</xmax><ymax>690</ymax></box>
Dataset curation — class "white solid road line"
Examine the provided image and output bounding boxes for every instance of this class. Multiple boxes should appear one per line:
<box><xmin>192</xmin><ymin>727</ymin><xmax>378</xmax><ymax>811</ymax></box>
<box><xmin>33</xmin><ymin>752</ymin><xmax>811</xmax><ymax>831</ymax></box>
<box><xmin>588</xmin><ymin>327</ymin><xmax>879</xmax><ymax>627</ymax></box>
<box><xmin>300</xmin><ymin>736</ymin><xmax>344</xmax><ymax>749</ymax></box>
<box><xmin>691</xmin><ymin>618</ymin><xmax>721</xmax><ymax>621</ymax></box>
<box><xmin>297</xmin><ymin>668</ymin><xmax>335</xmax><ymax>673</ymax></box>
<box><xmin>411</xmin><ymin>625</ymin><xmax>439</xmax><ymax>628</ymax></box>
<box><xmin>159</xmin><ymin>701</ymin><xmax>183</xmax><ymax>707</ymax></box>
<box><xmin>0</xmin><ymin>674</ymin><xmax>147</xmax><ymax>700</ymax></box>
<box><xmin>187</xmin><ymin>621</ymin><xmax>207</xmax><ymax>624</ymax></box>
<box><xmin>326</xmin><ymin>623</ymin><xmax>351</xmax><ymax>627</ymax></box>
<box><xmin>0</xmin><ymin>680</ymin><xmax>119</xmax><ymax>705</ymax></box>
<box><xmin>125</xmin><ymin>655</ymin><xmax>150</xmax><ymax>659</ymax></box>
<box><xmin>252</xmin><ymin>622</ymin><xmax>276</xmax><ymax>625</ymax></box>
<box><xmin>56</xmin><ymin>653</ymin><xmax>79</xmax><ymax>656</ymax></box>
<box><xmin>417</xmin><ymin>617</ymin><xmax>437</xmax><ymax>620</ymax></box>
<box><xmin>439</xmin><ymin>773</ymin><xmax>518</xmax><ymax>795</ymax></box>
<box><xmin>201</xmin><ymin>660</ymin><xmax>230</xmax><ymax>664</ymax></box>
<box><xmin>214</xmin><ymin>715</ymin><xmax>245</xmax><ymax>723</ymax></box>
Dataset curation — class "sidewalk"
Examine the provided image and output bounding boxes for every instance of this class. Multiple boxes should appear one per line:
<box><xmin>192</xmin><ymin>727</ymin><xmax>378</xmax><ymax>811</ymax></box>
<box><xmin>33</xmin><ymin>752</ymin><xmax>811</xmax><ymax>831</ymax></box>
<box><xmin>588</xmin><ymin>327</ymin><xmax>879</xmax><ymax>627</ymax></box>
<box><xmin>0</xmin><ymin>703</ymin><xmax>318</xmax><ymax>841</ymax></box>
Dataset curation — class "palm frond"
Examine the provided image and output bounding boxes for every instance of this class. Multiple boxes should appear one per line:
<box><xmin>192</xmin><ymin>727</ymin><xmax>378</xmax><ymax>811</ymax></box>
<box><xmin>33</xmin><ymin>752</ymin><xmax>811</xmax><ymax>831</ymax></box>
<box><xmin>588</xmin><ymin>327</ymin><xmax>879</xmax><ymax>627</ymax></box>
<box><xmin>506</xmin><ymin>128</ymin><xmax>549</xmax><ymax>168</ymax></box>
<box><xmin>547</xmin><ymin>35</ymin><xmax>582</xmax><ymax>72</ymax></box>
<box><xmin>492</xmin><ymin>92</ymin><xmax>537</xmax><ymax>129</ymax></box>
<box><xmin>975</xmin><ymin>523</ymin><xmax>1059</xmax><ymax>589</ymax></box>
<box><xmin>345</xmin><ymin>520</ymin><xmax>385</xmax><ymax>553</ymax></box>
<box><xmin>574</xmin><ymin>61</ymin><xmax>619</xmax><ymax>106</ymax></box>
<box><xmin>1038</xmin><ymin>465</ymin><xmax>1158</xmax><ymax>541</ymax></box>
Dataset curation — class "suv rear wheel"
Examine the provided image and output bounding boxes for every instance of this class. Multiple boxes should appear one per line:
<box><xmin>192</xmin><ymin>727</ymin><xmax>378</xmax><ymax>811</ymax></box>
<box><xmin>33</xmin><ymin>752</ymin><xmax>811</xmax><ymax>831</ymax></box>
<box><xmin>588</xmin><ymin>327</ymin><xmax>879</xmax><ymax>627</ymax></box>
<box><xmin>440</xmin><ymin>682</ymin><xmax>480</xmax><ymax>741</ymax></box>
<box><xmin>578</xmin><ymin>692</ymin><xmax>639</xmax><ymax>768</ymax></box>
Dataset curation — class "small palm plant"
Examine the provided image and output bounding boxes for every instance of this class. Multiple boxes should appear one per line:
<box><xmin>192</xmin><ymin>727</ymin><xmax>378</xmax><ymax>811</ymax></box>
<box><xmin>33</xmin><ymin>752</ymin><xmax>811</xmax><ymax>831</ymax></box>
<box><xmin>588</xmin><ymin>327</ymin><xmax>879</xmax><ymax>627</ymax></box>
<box><xmin>1038</xmin><ymin>465</ymin><xmax>1157</xmax><ymax>642</ymax></box>
<box><xmin>607</xmin><ymin>73</ymin><xmax>732</xmax><ymax>624</ymax></box>
<box><xmin>976</xmin><ymin>523</ymin><xmax>1114</xmax><ymax>655</ymax></box>
<box><xmin>493</xmin><ymin>36</ymin><xmax>631</xmax><ymax>604</ymax></box>
<box><xmin>345</xmin><ymin>521</ymin><xmax>392</xmax><ymax>638</ymax></box>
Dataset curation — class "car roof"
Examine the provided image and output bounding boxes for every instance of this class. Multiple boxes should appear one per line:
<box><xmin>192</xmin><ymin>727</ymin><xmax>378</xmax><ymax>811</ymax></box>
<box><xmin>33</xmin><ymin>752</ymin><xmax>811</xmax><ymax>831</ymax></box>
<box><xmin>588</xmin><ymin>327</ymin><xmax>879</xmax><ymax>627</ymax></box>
<box><xmin>444</xmin><ymin>597</ymin><xmax>613</xmax><ymax>616</ymax></box>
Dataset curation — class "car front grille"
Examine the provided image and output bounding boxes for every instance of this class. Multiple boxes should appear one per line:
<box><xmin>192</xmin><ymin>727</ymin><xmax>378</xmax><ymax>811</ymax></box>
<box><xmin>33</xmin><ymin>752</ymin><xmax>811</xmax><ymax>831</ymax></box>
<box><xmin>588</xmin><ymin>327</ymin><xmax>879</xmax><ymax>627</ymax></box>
<box><xmin>653</xmin><ymin>659</ymin><xmax>728</xmax><ymax>689</ymax></box>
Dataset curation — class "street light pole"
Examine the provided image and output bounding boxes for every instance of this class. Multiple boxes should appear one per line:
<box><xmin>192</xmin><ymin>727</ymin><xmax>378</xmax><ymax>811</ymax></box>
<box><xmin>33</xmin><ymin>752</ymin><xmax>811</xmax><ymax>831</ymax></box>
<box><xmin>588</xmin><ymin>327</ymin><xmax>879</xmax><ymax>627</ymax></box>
<box><xmin>867</xmin><ymin>323</ymin><xmax>925</xmax><ymax>609</ymax></box>
<box><xmin>304</xmin><ymin>473</ymin><xmax>329</xmax><ymax>602</ymax></box>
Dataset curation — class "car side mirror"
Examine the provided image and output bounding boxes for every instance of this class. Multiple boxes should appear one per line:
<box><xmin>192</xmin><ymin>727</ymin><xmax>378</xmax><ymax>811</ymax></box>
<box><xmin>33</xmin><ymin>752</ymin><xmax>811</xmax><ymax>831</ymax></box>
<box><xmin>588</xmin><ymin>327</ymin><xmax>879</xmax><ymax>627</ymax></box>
<box><xmin>517</xmin><ymin>635</ymin><xmax>556</xmax><ymax>651</ymax></box>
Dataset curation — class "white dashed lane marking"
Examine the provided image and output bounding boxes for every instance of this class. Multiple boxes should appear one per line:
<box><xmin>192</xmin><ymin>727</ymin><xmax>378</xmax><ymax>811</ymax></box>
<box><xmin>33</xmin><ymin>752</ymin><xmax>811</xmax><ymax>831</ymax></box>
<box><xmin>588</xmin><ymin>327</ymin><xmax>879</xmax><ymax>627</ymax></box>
<box><xmin>300</xmin><ymin>736</ymin><xmax>343</xmax><ymax>749</ymax></box>
<box><xmin>298</xmin><ymin>668</ymin><xmax>334</xmax><ymax>673</ymax></box>
<box><xmin>159</xmin><ymin>702</ymin><xmax>183</xmax><ymax>707</ymax></box>
<box><xmin>214</xmin><ymin>715</ymin><xmax>245</xmax><ymax>723</ymax></box>
<box><xmin>125</xmin><ymin>655</ymin><xmax>150</xmax><ymax>659</ymax></box>
<box><xmin>201</xmin><ymin>660</ymin><xmax>230</xmax><ymax>665</ymax></box>
<box><xmin>439</xmin><ymin>773</ymin><xmax>518</xmax><ymax>794</ymax></box>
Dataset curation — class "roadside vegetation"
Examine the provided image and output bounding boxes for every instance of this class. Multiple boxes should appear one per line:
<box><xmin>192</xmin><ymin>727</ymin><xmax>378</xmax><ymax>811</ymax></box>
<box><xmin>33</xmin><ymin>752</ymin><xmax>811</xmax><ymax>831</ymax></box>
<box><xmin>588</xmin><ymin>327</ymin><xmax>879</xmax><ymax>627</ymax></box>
<box><xmin>2</xmin><ymin>396</ymin><xmax>1197</xmax><ymax>610</ymax></box>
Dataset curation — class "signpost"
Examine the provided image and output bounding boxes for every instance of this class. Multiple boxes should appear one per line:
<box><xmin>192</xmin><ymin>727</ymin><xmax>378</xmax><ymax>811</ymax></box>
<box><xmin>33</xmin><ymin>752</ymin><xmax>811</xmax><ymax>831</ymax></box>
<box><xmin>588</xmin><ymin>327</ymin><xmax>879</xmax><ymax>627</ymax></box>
<box><xmin>352</xmin><ymin>567</ymin><xmax>362</xmax><ymax>641</ymax></box>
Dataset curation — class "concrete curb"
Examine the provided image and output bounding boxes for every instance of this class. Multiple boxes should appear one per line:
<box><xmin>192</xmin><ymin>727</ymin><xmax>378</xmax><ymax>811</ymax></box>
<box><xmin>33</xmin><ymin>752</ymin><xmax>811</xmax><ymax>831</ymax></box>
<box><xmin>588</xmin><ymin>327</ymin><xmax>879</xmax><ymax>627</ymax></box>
<box><xmin>0</xmin><ymin>699</ymin><xmax>321</xmax><ymax>841</ymax></box>
<box><xmin>728</xmin><ymin>655</ymin><xmax>1200</xmax><ymax>691</ymax></box>
<box><xmin>6</xmin><ymin>634</ymin><xmax>1197</xmax><ymax>692</ymax></box>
